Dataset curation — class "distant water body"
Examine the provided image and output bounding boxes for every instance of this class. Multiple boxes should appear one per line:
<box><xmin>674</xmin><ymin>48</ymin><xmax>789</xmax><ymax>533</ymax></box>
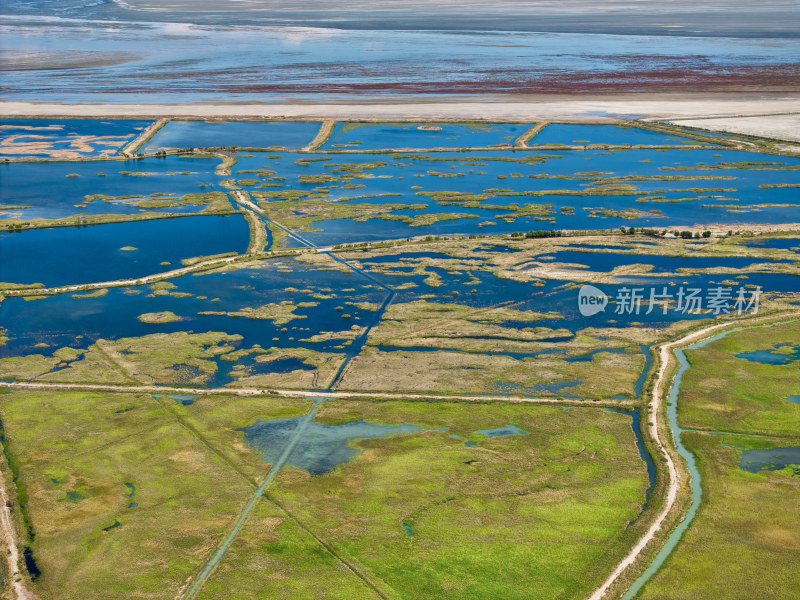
<box><xmin>6</xmin><ymin>0</ymin><xmax>800</xmax><ymax>37</ymax></box>
<box><xmin>2</xmin><ymin>0</ymin><xmax>800</xmax><ymax>103</ymax></box>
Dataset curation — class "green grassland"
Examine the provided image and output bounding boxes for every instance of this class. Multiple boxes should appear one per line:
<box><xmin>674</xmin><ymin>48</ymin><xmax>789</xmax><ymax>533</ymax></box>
<box><xmin>677</xmin><ymin>319</ymin><xmax>800</xmax><ymax>437</ymax></box>
<box><xmin>0</xmin><ymin>390</ymin><xmax>651</xmax><ymax>600</ymax></box>
<box><xmin>198</xmin><ymin>400</ymin><xmax>650</xmax><ymax>599</ymax></box>
<box><xmin>0</xmin><ymin>390</ymin><xmax>258</xmax><ymax>599</ymax></box>
<box><xmin>167</xmin><ymin>394</ymin><xmax>314</xmax><ymax>483</ymax></box>
<box><xmin>637</xmin><ymin>432</ymin><xmax>800</xmax><ymax>600</ymax></box>
<box><xmin>637</xmin><ymin>317</ymin><xmax>800</xmax><ymax>599</ymax></box>
<box><xmin>196</xmin><ymin>498</ymin><xmax>385</xmax><ymax>600</ymax></box>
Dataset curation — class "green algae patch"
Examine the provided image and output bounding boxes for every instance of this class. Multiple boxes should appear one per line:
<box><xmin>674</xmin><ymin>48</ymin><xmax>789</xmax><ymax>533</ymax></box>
<box><xmin>207</xmin><ymin>302</ymin><xmax>307</xmax><ymax>326</ymax></box>
<box><xmin>72</xmin><ymin>288</ymin><xmax>109</xmax><ymax>299</ymax></box>
<box><xmin>137</xmin><ymin>311</ymin><xmax>183</xmax><ymax>324</ymax></box>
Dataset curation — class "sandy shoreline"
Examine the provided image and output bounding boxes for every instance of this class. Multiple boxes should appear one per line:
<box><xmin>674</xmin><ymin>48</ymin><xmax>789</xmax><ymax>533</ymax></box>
<box><xmin>671</xmin><ymin>114</ymin><xmax>800</xmax><ymax>143</ymax></box>
<box><xmin>2</xmin><ymin>96</ymin><xmax>800</xmax><ymax>123</ymax></box>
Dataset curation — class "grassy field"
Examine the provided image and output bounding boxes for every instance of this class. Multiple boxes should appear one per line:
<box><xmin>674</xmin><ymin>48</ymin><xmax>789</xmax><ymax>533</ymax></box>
<box><xmin>637</xmin><ymin>432</ymin><xmax>800</xmax><ymax>600</ymax></box>
<box><xmin>677</xmin><ymin>319</ymin><xmax>800</xmax><ymax>437</ymax></box>
<box><xmin>637</xmin><ymin>318</ymin><xmax>800</xmax><ymax>599</ymax></box>
<box><xmin>0</xmin><ymin>389</ymin><xmax>260</xmax><ymax>599</ymax></box>
<box><xmin>169</xmin><ymin>393</ymin><xmax>314</xmax><ymax>483</ymax></box>
<box><xmin>195</xmin><ymin>498</ymin><xmax>385</xmax><ymax>600</ymax></box>
<box><xmin>0</xmin><ymin>390</ymin><xmax>651</xmax><ymax>600</ymax></box>
<box><xmin>198</xmin><ymin>400</ymin><xmax>650</xmax><ymax>600</ymax></box>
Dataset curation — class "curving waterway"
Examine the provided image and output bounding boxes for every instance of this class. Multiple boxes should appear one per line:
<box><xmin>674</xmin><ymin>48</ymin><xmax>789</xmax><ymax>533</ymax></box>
<box><xmin>621</xmin><ymin>329</ymin><xmax>734</xmax><ymax>599</ymax></box>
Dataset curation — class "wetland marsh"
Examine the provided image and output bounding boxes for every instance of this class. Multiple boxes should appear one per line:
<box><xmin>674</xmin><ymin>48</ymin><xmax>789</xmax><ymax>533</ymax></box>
<box><xmin>1</xmin><ymin>117</ymin><xmax>799</xmax><ymax>600</ymax></box>
<box><xmin>634</xmin><ymin>319</ymin><xmax>800</xmax><ymax>599</ymax></box>
<box><xmin>0</xmin><ymin>118</ymin><xmax>152</xmax><ymax>159</ymax></box>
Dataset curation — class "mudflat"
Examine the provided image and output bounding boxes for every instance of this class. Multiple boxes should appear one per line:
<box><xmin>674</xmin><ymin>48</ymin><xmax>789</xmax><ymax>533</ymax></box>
<box><xmin>2</xmin><ymin>95</ymin><xmax>799</xmax><ymax>125</ymax></box>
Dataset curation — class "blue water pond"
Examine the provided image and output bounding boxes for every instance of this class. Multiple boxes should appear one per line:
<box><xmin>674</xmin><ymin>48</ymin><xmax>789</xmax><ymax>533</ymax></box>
<box><xmin>739</xmin><ymin>447</ymin><xmax>800</xmax><ymax>474</ymax></box>
<box><xmin>320</xmin><ymin>122</ymin><xmax>529</xmax><ymax>151</ymax></box>
<box><xmin>0</xmin><ymin>214</ymin><xmax>249</xmax><ymax>287</ymax></box>
<box><xmin>143</xmin><ymin>120</ymin><xmax>322</xmax><ymax>152</ymax></box>
<box><xmin>238</xmin><ymin>418</ymin><xmax>422</xmax><ymax>476</ymax></box>
<box><xmin>0</xmin><ymin>155</ymin><xmax>223</xmax><ymax>220</ymax></box>
<box><xmin>736</xmin><ymin>344</ymin><xmax>800</xmax><ymax>365</ymax></box>
<box><xmin>475</xmin><ymin>423</ymin><xmax>529</xmax><ymax>438</ymax></box>
<box><xmin>124</xmin><ymin>483</ymin><xmax>138</xmax><ymax>508</ymax></box>
<box><xmin>740</xmin><ymin>238</ymin><xmax>800</xmax><ymax>251</ymax></box>
<box><xmin>0</xmin><ymin>118</ymin><xmax>152</xmax><ymax>158</ymax></box>
<box><xmin>153</xmin><ymin>394</ymin><xmax>198</xmax><ymax>406</ymax></box>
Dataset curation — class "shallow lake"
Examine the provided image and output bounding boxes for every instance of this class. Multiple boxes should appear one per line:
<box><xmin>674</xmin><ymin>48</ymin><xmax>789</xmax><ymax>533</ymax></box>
<box><xmin>735</xmin><ymin>344</ymin><xmax>800</xmax><ymax>365</ymax></box>
<box><xmin>320</xmin><ymin>122</ymin><xmax>529</xmax><ymax>151</ymax></box>
<box><xmin>3</xmin><ymin>240</ymin><xmax>795</xmax><ymax>388</ymax></box>
<box><xmin>0</xmin><ymin>118</ymin><xmax>152</xmax><ymax>158</ymax></box>
<box><xmin>0</xmin><ymin>214</ymin><xmax>249</xmax><ymax>287</ymax></box>
<box><xmin>475</xmin><ymin>423</ymin><xmax>528</xmax><ymax>437</ymax></box>
<box><xmin>739</xmin><ymin>447</ymin><xmax>800</xmax><ymax>474</ymax></box>
<box><xmin>142</xmin><ymin>120</ymin><xmax>322</xmax><ymax>152</ymax></box>
<box><xmin>229</xmin><ymin>148</ymin><xmax>800</xmax><ymax>245</ymax></box>
<box><xmin>0</xmin><ymin>256</ymin><xmax>387</xmax><ymax>377</ymax></box>
<box><xmin>238</xmin><ymin>418</ymin><xmax>421</xmax><ymax>476</ymax></box>
<box><xmin>0</xmin><ymin>156</ymin><xmax>223</xmax><ymax>220</ymax></box>
<box><xmin>740</xmin><ymin>238</ymin><xmax>800</xmax><ymax>251</ymax></box>
<box><xmin>361</xmin><ymin>248</ymin><xmax>800</xmax><ymax>323</ymax></box>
